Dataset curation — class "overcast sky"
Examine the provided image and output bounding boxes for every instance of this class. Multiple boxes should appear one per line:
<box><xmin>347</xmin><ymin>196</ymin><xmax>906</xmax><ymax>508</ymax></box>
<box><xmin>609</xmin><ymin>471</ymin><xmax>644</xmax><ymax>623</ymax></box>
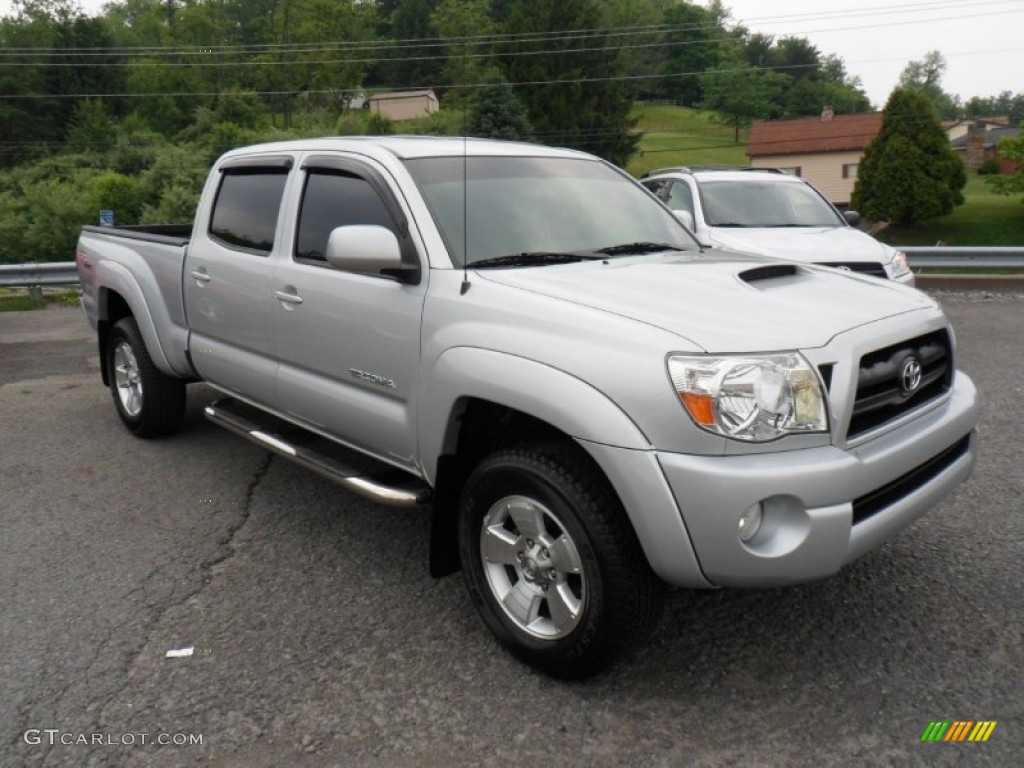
<box><xmin>719</xmin><ymin>0</ymin><xmax>1024</xmax><ymax>107</ymax></box>
<box><xmin>2</xmin><ymin>0</ymin><xmax>1021</xmax><ymax>109</ymax></box>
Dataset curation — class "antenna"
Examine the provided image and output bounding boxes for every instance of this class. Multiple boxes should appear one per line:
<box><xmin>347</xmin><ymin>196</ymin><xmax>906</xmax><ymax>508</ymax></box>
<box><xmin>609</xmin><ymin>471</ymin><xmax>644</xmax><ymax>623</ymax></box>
<box><xmin>460</xmin><ymin>40</ymin><xmax>471</xmax><ymax>295</ymax></box>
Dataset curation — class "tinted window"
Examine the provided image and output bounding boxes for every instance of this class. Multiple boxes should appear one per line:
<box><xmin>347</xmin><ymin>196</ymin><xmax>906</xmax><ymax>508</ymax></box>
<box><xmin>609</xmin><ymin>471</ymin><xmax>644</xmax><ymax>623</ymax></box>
<box><xmin>295</xmin><ymin>171</ymin><xmax>396</xmax><ymax>262</ymax></box>
<box><xmin>210</xmin><ymin>171</ymin><xmax>288</xmax><ymax>252</ymax></box>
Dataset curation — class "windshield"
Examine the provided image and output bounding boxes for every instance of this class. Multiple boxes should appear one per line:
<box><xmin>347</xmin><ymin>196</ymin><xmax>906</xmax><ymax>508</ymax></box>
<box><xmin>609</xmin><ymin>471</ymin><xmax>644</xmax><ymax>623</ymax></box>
<box><xmin>404</xmin><ymin>156</ymin><xmax>696</xmax><ymax>267</ymax></box>
<box><xmin>699</xmin><ymin>179</ymin><xmax>845</xmax><ymax>228</ymax></box>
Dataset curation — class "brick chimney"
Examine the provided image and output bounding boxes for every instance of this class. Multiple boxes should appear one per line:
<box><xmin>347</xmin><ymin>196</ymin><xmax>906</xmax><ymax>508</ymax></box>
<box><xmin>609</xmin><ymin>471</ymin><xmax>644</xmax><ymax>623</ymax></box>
<box><xmin>821</xmin><ymin>105</ymin><xmax>834</xmax><ymax>121</ymax></box>
<box><xmin>965</xmin><ymin>121</ymin><xmax>987</xmax><ymax>170</ymax></box>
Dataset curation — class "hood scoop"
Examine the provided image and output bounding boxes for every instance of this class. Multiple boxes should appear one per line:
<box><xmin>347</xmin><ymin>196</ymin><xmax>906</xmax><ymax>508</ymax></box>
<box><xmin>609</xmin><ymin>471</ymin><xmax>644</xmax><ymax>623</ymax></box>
<box><xmin>739</xmin><ymin>263</ymin><xmax>802</xmax><ymax>285</ymax></box>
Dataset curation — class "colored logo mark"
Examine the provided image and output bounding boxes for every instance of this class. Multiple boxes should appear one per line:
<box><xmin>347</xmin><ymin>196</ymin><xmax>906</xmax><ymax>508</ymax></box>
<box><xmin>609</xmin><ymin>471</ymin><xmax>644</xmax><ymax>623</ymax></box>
<box><xmin>921</xmin><ymin>721</ymin><xmax>997</xmax><ymax>742</ymax></box>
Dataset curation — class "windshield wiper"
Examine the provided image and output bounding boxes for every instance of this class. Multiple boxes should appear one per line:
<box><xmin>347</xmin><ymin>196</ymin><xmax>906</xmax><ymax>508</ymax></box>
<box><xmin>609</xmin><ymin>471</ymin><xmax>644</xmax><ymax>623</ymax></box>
<box><xmin>593</xmin><ymin>241</ymin><xmax>686</xmax><ymax>256</ymax></box>
<box><xmin>708</xmin><ymin>222</ymin><xmax>750</xmax><ymax>228</ymax></box>
<box><xmin>471</xmin><ymin>252</ymin><xmax>592</xmax><ymax>268</ymax></box>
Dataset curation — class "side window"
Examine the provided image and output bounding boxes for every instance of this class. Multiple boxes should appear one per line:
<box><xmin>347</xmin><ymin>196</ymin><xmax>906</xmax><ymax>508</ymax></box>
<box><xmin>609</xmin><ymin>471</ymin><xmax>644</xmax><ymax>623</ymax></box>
<box><xmin>643</xmin><ymin>179</ymin><xmax>672</xmax><ymax>203</ymax></box>
<box><xmin>295</xmin><ymin>170</ymin><xmax>397</xmax><ymax>263</ymax></box>
<box><xmin>209</xmin><ymin>170</ymin><xmax>289</xmax><ymax>253</ymax></box>
<box><xmin>666</xmin><ymin>181</ymin><xmax>695</xmax><ymax>217</ymax></box>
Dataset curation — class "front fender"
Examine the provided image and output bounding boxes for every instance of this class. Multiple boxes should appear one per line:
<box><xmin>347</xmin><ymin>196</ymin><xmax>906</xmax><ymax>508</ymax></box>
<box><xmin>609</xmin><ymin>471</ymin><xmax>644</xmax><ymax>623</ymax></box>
<box><xmin>418</xmin><ymin>347</ymin><xmax>651</xmax><ymax>483</ymax></box>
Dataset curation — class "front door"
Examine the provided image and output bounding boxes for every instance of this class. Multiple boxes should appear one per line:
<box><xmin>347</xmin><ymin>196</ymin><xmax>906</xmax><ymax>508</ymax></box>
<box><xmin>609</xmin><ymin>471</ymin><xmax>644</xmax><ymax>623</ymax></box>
<box><xmin>272</xmin><ymin>154</ymin><xmax>427</xmax><ymax>471</ymax></box>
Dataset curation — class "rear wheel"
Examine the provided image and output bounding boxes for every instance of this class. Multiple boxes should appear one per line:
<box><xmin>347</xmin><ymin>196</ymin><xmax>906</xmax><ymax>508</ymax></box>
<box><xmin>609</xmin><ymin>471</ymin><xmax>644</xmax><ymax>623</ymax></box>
<box><xmin>458</xmin><ymin>442</ymin><xmax>661</xmax><ymax>679</ymax></box>
<box><xmin>107</xmin><ymin>317</ymin><xmax>186</xmax><ymax>437</ymax></box>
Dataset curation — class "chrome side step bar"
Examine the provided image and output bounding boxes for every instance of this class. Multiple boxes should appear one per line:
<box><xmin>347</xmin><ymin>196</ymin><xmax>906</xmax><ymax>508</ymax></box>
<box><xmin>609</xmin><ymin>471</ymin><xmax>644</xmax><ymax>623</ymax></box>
<box><xmin>203</xmin><ymin>399</ymin><xmax>432</xmax><ymax>508</ymax></box>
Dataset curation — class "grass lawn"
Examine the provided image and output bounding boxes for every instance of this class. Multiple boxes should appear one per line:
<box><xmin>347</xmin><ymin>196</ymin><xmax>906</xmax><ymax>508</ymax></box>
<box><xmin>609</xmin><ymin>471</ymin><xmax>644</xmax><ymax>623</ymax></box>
<box><xmin>628</xmin><ymin>105</ymin><xmax>747</xmax><ymax>177</ymax></box>
<box><xmin>0</xmin><ymin>288</ymin><xmax>79</xmax><ymax>312</ymax></box>
<box><xmin>868</xmin><ymin>176</ymin><xmax>1024</xmax><ymax>247</ymax></box>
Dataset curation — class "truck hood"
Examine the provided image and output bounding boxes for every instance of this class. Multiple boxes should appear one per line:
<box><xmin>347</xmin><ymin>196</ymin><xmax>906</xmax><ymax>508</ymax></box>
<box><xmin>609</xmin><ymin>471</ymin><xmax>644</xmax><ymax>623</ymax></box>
<box><xmin>476</xmin><ymin>251</ymin><xmax>935</xmax><ymax>353</ymax></box>
<box><xmin>707</xmin><ymin>226</ymin><xmax>894</xmax><ymax>264</ymax></box>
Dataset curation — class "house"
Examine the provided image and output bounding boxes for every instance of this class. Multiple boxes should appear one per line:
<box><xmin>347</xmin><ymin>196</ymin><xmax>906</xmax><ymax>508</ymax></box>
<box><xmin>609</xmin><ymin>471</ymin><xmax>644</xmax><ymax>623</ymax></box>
<box><xmin>942</xmin><ymin>116</ymin><xmax>1010</xmax><ymax>144</ymax></box>
<box><xmin>947</xmin><ymin>119</ymin><xmax>1020</xmax><ymax>172</ymax></box>
<box><xmin>367</xmin><ymin>89</ymin><xmax>439</xmax><ymax>121</ymax></box>
<box><xmin>747</xmin><ymin>109</ymin><xmax>883</xmax><ymax>207</ymax></box>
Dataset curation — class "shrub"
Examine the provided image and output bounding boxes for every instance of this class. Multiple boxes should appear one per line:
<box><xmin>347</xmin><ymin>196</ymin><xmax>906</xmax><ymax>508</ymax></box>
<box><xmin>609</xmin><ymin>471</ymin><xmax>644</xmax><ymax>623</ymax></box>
<box><xmin>977</xmin><ymin>157</ymin><xmax>1001</xmax><ymax>175</ymax></box>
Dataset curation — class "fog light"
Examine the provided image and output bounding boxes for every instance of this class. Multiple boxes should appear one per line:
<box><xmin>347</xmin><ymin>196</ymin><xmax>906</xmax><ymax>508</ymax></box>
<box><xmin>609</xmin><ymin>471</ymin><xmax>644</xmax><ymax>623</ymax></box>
<box><xmin>738</xmin><ymin>503</ymin><xmax>763</xmax><ymax>542</ymax></box>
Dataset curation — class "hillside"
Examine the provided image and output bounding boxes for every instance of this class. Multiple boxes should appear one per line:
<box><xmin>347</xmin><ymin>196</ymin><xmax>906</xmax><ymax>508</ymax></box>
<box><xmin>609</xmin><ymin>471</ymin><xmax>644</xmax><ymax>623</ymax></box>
<box><xmin>627</xmin><ymin>105</ymin><xmax>749</xmax><ymax>177</ymax></box>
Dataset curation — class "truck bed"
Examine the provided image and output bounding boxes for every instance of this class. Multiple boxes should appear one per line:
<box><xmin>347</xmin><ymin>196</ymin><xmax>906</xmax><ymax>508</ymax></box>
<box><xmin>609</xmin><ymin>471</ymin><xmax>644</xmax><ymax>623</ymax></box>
<box><xmin>80</xmin><ymin>224</ymin><xmax>192</xmax><ymax>245</ymax></box>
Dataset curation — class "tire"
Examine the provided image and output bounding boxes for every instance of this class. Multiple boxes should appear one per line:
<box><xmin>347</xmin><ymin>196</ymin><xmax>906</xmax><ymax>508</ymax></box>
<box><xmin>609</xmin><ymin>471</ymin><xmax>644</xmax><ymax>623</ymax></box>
<box><xmin>458</xmin><ymin>442</ymin><xmax>662</xmax><ymax>679</ymax></box>
<box><xmin>106</xmin><ymin>317</ymin><xmax>186</xmax><ymax>438</ymax></box>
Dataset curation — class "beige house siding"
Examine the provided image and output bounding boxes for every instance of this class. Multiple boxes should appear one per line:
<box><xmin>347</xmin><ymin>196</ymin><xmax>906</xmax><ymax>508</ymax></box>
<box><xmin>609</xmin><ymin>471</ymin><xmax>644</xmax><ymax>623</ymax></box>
<box><xmin>368</xmin><ymin>90</ymin><xmax>439</xmax><ymax>121</ymax></box>
<box><xmin>751</xmin><ymin>150</ymin><xmax>864</xmax><ymax>206</ymax></box>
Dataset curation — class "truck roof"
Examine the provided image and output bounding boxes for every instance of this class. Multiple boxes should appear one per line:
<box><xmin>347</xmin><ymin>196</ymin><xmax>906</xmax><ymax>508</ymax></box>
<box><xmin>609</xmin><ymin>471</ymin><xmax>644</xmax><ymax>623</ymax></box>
<box><xmin>218</xmin><ymin>136</ymin><xmax>592</xmax><ymax>162</ymax></box>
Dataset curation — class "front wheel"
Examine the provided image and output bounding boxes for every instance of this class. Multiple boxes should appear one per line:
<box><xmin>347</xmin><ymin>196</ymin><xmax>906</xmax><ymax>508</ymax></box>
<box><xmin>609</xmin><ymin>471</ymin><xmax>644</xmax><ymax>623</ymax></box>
<box><xmin>106</xmin><ymin>317</ymin><xmax>186</xmax><ymax>437</ymax></box>
<box><xmin>458</xmin><ymin>443</ymin><xmax>661</xmax><ymax>679</ymax></box>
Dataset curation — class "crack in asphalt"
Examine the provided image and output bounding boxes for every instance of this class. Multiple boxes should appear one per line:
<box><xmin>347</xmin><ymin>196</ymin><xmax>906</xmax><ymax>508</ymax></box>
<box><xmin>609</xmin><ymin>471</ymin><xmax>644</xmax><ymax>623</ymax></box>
<box><xmin>84</xmin><ymin>453</ymin><xmax>274</xmax><ymax>764</ymax></box>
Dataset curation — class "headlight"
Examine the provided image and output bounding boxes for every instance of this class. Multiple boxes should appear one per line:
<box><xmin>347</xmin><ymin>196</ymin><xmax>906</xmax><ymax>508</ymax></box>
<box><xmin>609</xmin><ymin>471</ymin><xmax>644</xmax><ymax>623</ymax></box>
<box><xmin>667</xmin><ymin>353</ymin><xmax>828</xmax><ymax>442</ymax></box>
<box><xmin>886</xmin><ymin>250</ymin><xmax>911</xmax><ymax>279</ymax></box>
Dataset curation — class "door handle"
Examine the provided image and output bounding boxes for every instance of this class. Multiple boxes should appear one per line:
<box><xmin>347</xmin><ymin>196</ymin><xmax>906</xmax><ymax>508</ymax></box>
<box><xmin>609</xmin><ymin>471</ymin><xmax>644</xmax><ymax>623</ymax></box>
<box><xmin>190</xmin><ymin>269</ymin><xmax>211</xmax><ymax>283</ymax></box>
<box><xmin>274</xmin><ymin>290</ymin><xmax>304</xmax><ymax>306</ymax></box>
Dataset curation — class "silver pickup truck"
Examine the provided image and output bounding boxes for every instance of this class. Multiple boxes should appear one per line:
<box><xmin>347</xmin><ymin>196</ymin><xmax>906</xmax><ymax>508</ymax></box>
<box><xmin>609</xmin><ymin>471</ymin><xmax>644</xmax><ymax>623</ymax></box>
<box><xmin>77</xmin><ymin>137</ymin><xmax>979</xmax><ymax>678</ymax></box>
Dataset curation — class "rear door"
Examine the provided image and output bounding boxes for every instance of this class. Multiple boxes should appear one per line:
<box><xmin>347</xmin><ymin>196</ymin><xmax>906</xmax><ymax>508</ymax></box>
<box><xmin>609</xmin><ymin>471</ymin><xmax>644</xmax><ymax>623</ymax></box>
<box><xmin>271</xmin><ymin>153</ymin><xmax>427</xmax><ymax>471</ymax></box>
<box><xmin>184</xmin><ymin>154</ymin><xmax>295</xmax><ymax>406</ymax></box>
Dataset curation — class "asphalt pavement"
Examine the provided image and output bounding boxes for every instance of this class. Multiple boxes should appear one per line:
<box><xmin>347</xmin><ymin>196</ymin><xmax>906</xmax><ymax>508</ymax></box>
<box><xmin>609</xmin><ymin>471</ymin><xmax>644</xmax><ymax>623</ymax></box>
<box><xmin>1</xmin><ymin>296</ymin><xmax>1021</xmax><ymax>767</ymax></box>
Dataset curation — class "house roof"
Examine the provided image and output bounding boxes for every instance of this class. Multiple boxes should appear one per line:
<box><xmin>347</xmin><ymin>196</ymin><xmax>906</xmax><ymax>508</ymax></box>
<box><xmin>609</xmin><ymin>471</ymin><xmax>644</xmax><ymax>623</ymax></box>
<box><xmin>368</xmin><ymin>89</ymin><xmax>438</xmax><ymax>102</ymax></box>
<box><xmin>748</xmin><ymin>112</ymin><xmax>883</xmax><ymax>157</ymax></box>
<box><xmin>951</xmin><ymin>125</ymin><xmax>1020</xmax><ymax>150</ymax></box>
<box><xmin>943</xmin><ymin>116</ymin><xmax>1011</xmax><ymax>130</ymax></box>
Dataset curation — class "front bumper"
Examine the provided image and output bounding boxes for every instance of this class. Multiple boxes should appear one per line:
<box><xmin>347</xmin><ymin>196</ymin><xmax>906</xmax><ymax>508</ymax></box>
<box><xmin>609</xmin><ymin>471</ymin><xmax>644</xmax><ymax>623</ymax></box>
<box><xmin>582</xmin><ymin>371</ymin><xmax>977</xmax><ymax>589</ymax></box>
<box><xmin>657</xmin><ymin>372</ymin><xmax>978</xmax><ymax>587</ymax></box>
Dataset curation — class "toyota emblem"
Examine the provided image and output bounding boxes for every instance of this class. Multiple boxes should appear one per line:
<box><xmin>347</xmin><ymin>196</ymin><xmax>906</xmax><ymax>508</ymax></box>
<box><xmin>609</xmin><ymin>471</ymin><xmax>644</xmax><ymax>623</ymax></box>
<box><xmin>899</xmin><ymin>356</ymin><xmax>923</xmax><ymax>395</ymax></box>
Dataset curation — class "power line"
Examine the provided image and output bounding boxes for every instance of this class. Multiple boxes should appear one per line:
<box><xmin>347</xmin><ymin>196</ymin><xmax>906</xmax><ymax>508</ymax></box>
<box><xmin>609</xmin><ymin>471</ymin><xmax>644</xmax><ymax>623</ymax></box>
<box><xmin>0</xmin><ymin>44</ymin><xmax>1016</xmax><ymax>101</ymax></box>
<box><xmin>0</xmin><ymin>0</ymin><xmax>1017</xmax><ymax>58</ymax></box>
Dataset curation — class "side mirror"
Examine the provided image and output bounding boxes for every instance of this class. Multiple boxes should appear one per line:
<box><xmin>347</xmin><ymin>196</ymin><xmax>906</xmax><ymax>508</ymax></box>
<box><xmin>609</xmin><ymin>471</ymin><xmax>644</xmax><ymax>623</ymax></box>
<box><xmin>673</xmin><ymin>209</ymin><xmax>695</xmax><ymax>232</ymax></box>
<box><xmin>843</xmin><ymin>210</ymin><xmax>862</xmax><ymax>227</ymax></box>
<box><xmin>325</xmin><ymin>225</ymin><xmax>403</xmax><ymax>274</ymax></box>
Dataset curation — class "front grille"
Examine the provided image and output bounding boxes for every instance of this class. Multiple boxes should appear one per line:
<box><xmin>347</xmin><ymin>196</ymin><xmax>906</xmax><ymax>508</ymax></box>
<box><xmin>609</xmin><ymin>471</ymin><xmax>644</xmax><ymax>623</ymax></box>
<box><xmin>852</xmin><ymin>434</ymin><xmax>971</xmax><ymax>524</ymax></box>
<box><xmin>820</xmin><ymin>261</ymin><xmax>887</xmax><ymax>278</ymax></box>
<box><xmin>847</xmin><ymin>329</ymin><xmax>952</xmax><ymax>439</ymax></box>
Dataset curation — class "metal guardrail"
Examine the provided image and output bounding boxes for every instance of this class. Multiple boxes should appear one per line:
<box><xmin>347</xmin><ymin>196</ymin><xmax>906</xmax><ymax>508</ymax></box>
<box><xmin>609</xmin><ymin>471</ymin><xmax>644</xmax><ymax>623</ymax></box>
<box><xmin>0</xmin><ymin>249</ymin><xmax>1023</xmax><ymax>291</ymax></box>
<box><xmin>0</xmin><ymin>262</ymin><xmax>79</xmax><ymax>288</ymax></box>
<box><xmin>901</xmin><ymin>246</ymin><xmax>1024</xmax><ymax>269</ymax></box>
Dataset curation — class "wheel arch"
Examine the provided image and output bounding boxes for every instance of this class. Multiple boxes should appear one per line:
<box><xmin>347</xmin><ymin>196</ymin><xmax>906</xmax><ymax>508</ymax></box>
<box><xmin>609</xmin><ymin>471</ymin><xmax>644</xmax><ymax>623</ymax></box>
<box><xmin>421</xmin><ymin>348</ymin><xmax>652</xmax><ymax>578</ymax></box>
<box><xmin>94</xmin><ymin>263</ymin><xmax>174</xmax><ymax>383</ymax></box>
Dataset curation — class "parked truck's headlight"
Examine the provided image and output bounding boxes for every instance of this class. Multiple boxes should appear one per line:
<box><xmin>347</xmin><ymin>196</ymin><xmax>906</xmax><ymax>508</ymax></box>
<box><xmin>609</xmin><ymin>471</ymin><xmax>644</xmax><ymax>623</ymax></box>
<box><xmin>668</xmin><ymin>353</ymin><xmax>828</xmax><ymax>442</ymax></box>
<box><xmin>886</xmin><ymin>250</ymin><xmax>911</xmax><ymax>279</ymax></box>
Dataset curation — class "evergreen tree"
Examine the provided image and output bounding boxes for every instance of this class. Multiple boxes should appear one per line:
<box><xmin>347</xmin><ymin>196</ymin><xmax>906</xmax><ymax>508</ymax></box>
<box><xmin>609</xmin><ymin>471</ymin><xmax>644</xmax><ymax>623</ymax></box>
<box><xmin>852</xmin><ymin>88</ymin><xmax>966</xmax><ymax>225</ymax></box>
<box><xmin>466</xmin><ymin>72</ymin><xmax>533</xmax><ymax>140</ymax></box>
<box><xmin>501</xmin><ymin>0</ymin><xmax>638</xmax><ymax>166</ymax></box>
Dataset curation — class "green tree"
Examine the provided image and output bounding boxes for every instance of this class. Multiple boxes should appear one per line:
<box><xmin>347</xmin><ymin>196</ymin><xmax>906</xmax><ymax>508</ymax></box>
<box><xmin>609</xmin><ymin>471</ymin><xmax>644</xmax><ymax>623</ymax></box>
<box><xmin>987</xmin><ymin>135</ymin><xmax>1024</xmax><ymax>200</ymax></box>
<box><xmin>92</xmin><ymin>171</ymin><xmax>142</xmax><ymax>225</ymax></box>
<box><xmin>700</xmin><ymin>57</ymin><xmax>786</xmax><ymax>142</ymax></box>
<box><xmin>430</xmin><ymin>0</ymin><xmax>496</xmax><ymax>96</ymax></box>
<box><xmin>378</xmin><ymin>0</ymin><xmax>443</xmax><ymax>88</ymax></box>
<box><xmin>898</xmin><ymin>50</ymin><xmax>960</xmax><ymax>119</ymax></box>
<box><xmin>67</xmin><ymin>99</ymin><xmax>117</xmax><ymax>153</ymax></box>
<box><xmin>466</xmin><ymin>71</ymin><xmax>532</xmax><ymax>140</ymax></box>
<box><xmin>852</xmin><ymin>88</ymin><xmax>966</xmax><ymax>225</ymax></box>
<box><xmin>502</xmin><ymin>0</ymin><xmax>639</xmax><ymax>165</ymax></box>
<box><xmin>661</xmin><ymin>1</ymin><xmax>726</xmax><ymax>106</ymax></box>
